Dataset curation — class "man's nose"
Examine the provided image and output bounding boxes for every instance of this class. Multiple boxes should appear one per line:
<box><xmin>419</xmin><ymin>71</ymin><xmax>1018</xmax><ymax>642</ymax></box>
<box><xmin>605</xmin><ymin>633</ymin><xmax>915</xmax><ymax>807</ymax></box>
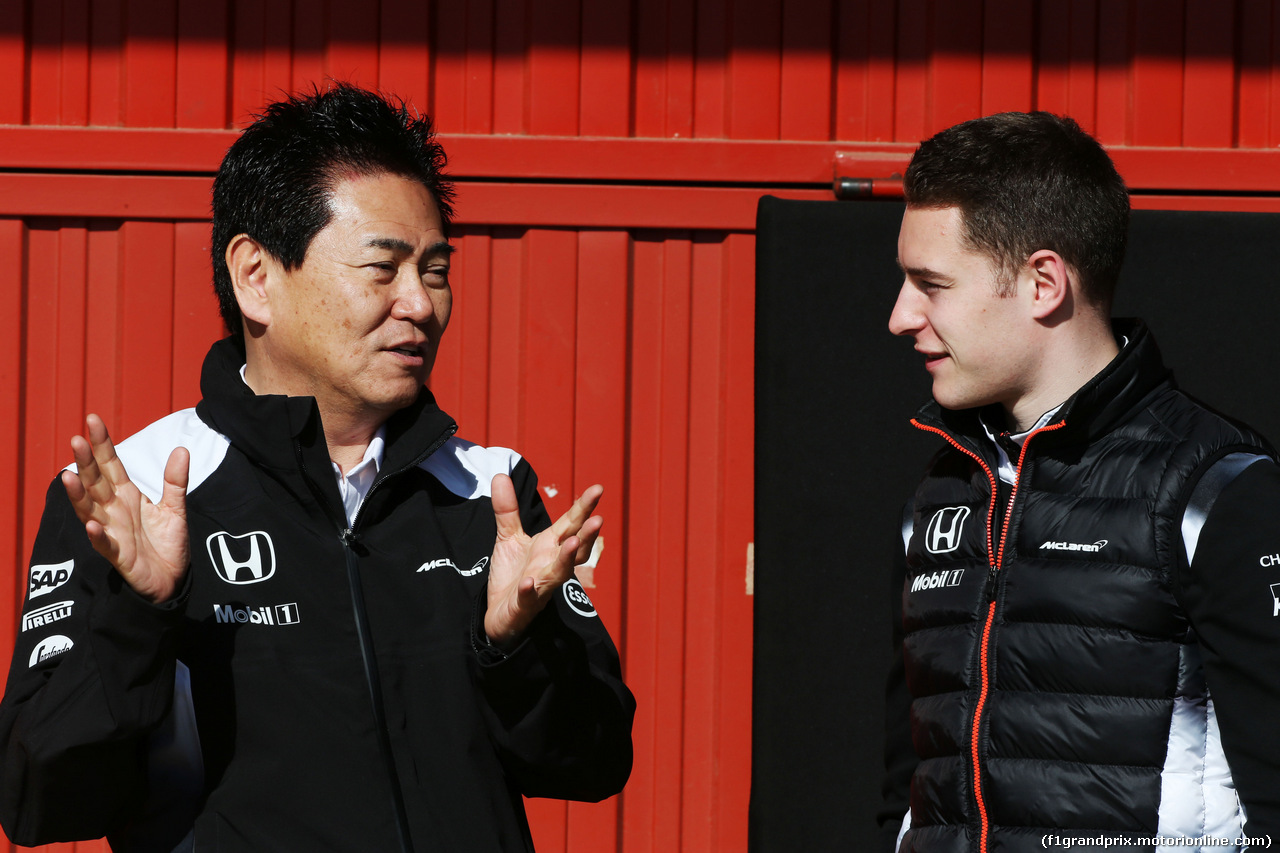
<box><xmin>391</xmin><ymin>272</ymin><xmax>434</xmax><ymax>323</ymax></box>
<box><xmin>888</xmin><ymin>282</ymin><xmax>922</xmax><ymax>337</ymax></box>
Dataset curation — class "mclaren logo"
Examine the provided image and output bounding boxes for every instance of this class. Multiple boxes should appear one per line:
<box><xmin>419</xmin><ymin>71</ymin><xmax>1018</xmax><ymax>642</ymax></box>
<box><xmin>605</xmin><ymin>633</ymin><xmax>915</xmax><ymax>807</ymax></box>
<box><xmin>207</xmin><ymin>531</ymin><xmax>276</xmax><ymax>584</ymax></box>
<box><xmin>417</xmin><ymin>558</ymin><xmax>459</xmax><ymax>573</ymax></box>
<box><xmin>1039</xmin><ymin>540</ymin><xmax>1108</xmax><ymax>553</ymax></box>
<box><xmin>417</xmin><ymin>556</ymin><xmax>489</xmax><ymax>577</ymax></box>
<box><xmin>925</xmin><ymin>507</ymin><xmax>971</xmax><ymax>554</ymax></box>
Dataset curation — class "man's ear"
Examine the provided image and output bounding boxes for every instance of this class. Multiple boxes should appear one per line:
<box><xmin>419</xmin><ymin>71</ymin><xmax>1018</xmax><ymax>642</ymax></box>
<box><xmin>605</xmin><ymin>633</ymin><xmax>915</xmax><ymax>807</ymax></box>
<box><xmin>1026</xmin><ymin>249</ymin><xmax>1071</xmax><ymax>320</ymax></box>
<box><xmin>226</xmin><ymin>234</ymin><xmax>272</xmax><ymax>328</ymax></box>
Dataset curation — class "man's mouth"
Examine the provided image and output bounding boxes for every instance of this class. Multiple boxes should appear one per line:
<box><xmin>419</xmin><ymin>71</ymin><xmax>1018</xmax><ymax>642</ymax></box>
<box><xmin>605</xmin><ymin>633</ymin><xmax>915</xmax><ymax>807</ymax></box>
<box><xmin>387</xmin><ymin>337</ymin><xmax>428</xmax><ymax>356</ymax></box>
<box><xmin>921</xmin><ymin>351</ymin><xmax>948</xmax><ymax>371</ymax></box>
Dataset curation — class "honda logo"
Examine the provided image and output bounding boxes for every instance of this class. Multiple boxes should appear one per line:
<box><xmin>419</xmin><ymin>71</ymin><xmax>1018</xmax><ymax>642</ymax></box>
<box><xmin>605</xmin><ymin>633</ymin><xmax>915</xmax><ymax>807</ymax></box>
<box><xmin>207</xmin><ymin>531</ymin><xmax>276</xmax><ymax>585</ymax></box>
<box><xmin>925</xmin><ymin>506</ymin><xmax>971</xmax><ymax>554</ymax></box>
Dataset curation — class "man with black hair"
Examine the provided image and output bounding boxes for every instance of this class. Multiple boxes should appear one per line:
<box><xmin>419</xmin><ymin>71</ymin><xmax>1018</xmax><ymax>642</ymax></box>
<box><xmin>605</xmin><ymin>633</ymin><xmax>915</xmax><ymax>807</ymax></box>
<box><xmin>0</xmin><ymin>83</ymin><xmax>634</xmax><ymax>852</ymax></box>
<box><xmin>881</xmin><ymin>111</ymin><xmax>1280</xmax><ymax>851</ymax></box>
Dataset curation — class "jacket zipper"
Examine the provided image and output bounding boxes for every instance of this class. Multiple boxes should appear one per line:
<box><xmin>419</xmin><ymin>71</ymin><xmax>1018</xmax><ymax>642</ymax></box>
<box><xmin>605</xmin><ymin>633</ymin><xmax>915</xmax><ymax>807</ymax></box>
<box><xmin>295</xmin><ymin>423</ymin><xmax>457</xmax><ymax>853</ymax></box>
<box><xmin>910</xmin><ymin>418</ymin><xmax>1065</xmax><ymax>853</ymax></box>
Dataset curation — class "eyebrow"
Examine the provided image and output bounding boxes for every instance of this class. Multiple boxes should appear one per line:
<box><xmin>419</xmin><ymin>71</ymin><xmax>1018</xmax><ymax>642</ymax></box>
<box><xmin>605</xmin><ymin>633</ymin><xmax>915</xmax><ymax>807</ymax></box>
<box><xmin>897</xmin><ymin>261</ymin><xmax>954</xmax><ymax>285</ymax></box>
<box><xmin>365</xmin><ymin>237</ymin><xmax>456</xmax><ymax>258</ymax></box>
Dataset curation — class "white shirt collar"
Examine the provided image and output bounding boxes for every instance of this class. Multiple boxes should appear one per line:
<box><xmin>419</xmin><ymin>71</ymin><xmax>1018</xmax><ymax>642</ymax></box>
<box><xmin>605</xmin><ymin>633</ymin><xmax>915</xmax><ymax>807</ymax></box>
<box><xmin>982</xmin><ymin>405</ymin><xmax>1064</xmax><ymax>485</ymax></box>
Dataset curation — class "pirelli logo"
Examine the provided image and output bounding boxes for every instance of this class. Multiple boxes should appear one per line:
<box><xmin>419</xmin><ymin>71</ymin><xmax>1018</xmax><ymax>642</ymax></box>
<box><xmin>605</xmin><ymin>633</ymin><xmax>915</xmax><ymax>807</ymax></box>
<box><xmin>21</xmin><ymin>600</ymin><xmax>73</xmax><ymax>632</ymax></box>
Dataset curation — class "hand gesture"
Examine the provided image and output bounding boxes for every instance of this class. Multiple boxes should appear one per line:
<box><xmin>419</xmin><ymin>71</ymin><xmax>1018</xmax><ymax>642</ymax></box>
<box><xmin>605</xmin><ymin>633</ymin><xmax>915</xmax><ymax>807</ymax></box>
<box><xmin>60</xmin><ymin>414</ymin><xmax>190</xmax><ymax>604</ymax></box>
<box><xmin>484</xmin><ymin>474</ymin><xmax>603</xmax><ymax>649</ymax></box>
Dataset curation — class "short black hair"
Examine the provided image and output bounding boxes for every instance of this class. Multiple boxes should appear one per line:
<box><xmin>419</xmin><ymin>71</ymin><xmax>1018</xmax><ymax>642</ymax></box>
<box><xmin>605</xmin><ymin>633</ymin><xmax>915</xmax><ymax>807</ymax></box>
<box><xmin>903</xmin><ymin>111</ymin><xmax>1129</xmax><ymax>308</ymax></box>
<box><xmin>211</xmin><ymin>82</ymin><xmax>455</xmax><ymax>335</ymax></box>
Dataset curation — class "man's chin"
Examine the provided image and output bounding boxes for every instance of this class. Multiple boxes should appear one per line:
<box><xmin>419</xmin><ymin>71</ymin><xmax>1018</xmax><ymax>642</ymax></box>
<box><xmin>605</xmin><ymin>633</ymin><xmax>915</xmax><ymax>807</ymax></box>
<box><xmin>369</xmin><ymin>379</ymin><xmax>428</xmax><ymax>415</ymax></box>
<box><xmin>931</xmin><ymin>384</ymin><xmax>993</xmax><ymax>413</ymax></box>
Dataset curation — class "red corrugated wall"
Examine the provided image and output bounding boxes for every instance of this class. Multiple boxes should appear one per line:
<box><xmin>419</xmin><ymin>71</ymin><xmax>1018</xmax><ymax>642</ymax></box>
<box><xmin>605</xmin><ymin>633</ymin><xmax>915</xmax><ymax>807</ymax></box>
<box><xmin>2</xmin><ymin>2</ymin><xmax>1280</xmax><ymax>851</ymax></box>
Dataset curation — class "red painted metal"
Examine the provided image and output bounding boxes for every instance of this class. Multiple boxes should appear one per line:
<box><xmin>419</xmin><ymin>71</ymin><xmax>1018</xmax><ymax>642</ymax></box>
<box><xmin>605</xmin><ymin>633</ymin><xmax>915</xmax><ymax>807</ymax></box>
<box><xmin>4</xmin><ymin>2</ymin><xmax>1280</xmax><ymax>852</ymax></box>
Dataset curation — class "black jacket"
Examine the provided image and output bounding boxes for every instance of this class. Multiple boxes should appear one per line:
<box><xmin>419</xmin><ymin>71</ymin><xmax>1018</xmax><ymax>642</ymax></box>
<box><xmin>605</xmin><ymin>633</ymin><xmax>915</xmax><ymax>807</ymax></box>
<box><xmin>882</xmin><ymin>321</ymin><xmax>1280</xmax><ymax>852</ymax></box>
<box><xmin>0</xmin><ymin>336</ymin><xmax>635</xmax><ymax>852</ymax></box>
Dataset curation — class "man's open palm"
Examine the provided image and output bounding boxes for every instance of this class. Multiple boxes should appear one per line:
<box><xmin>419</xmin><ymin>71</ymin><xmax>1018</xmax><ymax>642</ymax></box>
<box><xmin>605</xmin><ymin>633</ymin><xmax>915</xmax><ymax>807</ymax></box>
<box><xmin>484</xmin><ymin>474</ymin><xmax>602</xmax><ymax>648</ymax></box>
<box><xmin>61</xmin><ymin>414</ymin><xmax>190</xmax><ymax>604</ymax></box>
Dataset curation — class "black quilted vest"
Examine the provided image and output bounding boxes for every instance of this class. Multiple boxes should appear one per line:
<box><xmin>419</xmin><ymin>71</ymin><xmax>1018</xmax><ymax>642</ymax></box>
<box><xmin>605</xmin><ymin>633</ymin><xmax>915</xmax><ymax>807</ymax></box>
<box><xmin>897</xmin><ymin>320</ymin><xmax>1272</xmax><ymax>853</ymax></box>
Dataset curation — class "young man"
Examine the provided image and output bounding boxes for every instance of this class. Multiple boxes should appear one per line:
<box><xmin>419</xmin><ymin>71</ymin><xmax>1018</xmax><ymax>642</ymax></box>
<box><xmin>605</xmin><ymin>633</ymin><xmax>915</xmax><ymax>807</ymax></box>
<box><xmin>881</xmin><ymin>112</ymin><xmax>1280</xmax><ymax>851</ymax></box>
<box><xmin>0</xmin><ymin>84</ymin><xmax>634</xmax><ymax>852</ymax></box>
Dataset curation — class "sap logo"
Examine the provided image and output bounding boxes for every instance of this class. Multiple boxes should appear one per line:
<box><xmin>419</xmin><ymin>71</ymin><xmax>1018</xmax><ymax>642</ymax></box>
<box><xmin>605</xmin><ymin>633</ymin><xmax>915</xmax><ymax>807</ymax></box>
<box><xmin>1039</xmin><ymin>540</ymin><xmax>1108</xmax><ymax>553</ymax></box>
<box><xmin>459</xmin><ymin>556</ymin><xmax>489</xmax><ymax>577</ymax></box>
<box><xmin>416</xmin><ymin>558</ymin><xmax>459</xmax><ymax>573</ymax></box>
<box><xmin>28</xmin><ymin>635</ymin><xmax>73</xmax><ymax>667</ymax></box>
<box><xmin>29</xmin><ymin>559</ymin><xmax>74</xmax><ymax>599</ymax></box>
<box><xmin>911</xmin><ymin>569</ymin><xmax>965</xmax><ymax>593</ymax></box>
<box><xmin>213</xmin><ymin>603</ymin><xmax>301</xmax><ymax>626</ymax></box>
<box><xmin>925</xmin><ymin>507</ymin><xmax>971</xmax><ymax>554</ymax></box>
<box><xmin>562</xmin><ymin>578</ymin><xmax>597</xmax><ymax>618</ymax></box>
<box><xmin>207</xmin><ymin>531</ymin><xmax>276</xmax><ymax>585</ymax></box>
<box><xmin>21</xmin><ymin>600</ymin><xmax>73</xmax><ymax>632</ymax></box>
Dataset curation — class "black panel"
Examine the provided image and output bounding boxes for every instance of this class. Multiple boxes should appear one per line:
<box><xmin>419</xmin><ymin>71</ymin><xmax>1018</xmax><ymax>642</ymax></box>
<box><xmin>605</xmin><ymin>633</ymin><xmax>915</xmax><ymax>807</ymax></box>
<box><xmin>750</xmin><ymin>197</ymin><xmax>1280</xmax><ymax>850</ymax></box>
<box><xmin>1113</xmin><ymin>210</ymin><xmax>1280</xmax><ymax>439</ymax></box>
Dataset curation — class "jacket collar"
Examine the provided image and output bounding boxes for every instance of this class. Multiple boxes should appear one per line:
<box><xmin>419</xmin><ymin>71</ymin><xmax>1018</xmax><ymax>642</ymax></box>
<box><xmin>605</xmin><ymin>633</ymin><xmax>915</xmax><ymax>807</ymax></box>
<box><xmin>914</xmin><ymin>318</ymin><xmax>1174</xmax><ymax>447</ymax></box>
<box><xmin>194</xmin><ymin>336</ymin><xmax>458</xmax><ymax>477</ymax></box>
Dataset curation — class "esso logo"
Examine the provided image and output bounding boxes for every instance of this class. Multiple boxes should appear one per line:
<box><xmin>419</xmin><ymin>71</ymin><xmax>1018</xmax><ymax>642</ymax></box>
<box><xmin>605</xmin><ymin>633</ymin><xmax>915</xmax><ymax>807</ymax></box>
<box><xmin>562</xmin><ymin>578</ymin><xmax>598</xmax><ymax>618</ymax></box>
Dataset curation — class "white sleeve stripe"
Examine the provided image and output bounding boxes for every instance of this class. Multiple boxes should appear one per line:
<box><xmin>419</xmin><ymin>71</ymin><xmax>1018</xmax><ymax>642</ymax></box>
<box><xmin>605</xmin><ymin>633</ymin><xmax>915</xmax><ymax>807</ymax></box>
<box><xmin>64</xmin><ymin>410</ymin><xmax>230</xmax><ymax>503</ymax></box>
<box><xmin>900</xmin><ymin>503</ymin><xmax>914</xmax><ymax>557</ymax></box>
<box><xmin>1182</xmin><ymin>452</ymin><xmax>1269</xmax><ymax>566</ymax></box>
<box><xmin>419</xmin><ymin>437</ymin><xmax>524</xmax><ymax>500</ymax></box>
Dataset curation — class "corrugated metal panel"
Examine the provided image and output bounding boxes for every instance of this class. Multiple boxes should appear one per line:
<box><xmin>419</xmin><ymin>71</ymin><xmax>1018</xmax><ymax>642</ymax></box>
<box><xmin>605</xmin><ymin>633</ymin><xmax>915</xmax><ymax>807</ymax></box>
<box><xmin>3</xmin><ymin>2</ymin><xmax>1280</xmax><ymax>852</ymax></box>
<box><xmin>5</xmin><ymin>0</ymin><xmax>1280</xmax><ymax>146</ymax></box>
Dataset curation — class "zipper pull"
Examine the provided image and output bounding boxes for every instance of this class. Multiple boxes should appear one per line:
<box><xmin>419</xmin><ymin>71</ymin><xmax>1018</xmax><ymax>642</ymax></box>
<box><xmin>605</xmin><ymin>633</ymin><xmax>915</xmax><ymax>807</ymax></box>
<box><xmin>984</xmin><ymin>565</ymin><xmax>998</xmax><ymax>601</ymax></box>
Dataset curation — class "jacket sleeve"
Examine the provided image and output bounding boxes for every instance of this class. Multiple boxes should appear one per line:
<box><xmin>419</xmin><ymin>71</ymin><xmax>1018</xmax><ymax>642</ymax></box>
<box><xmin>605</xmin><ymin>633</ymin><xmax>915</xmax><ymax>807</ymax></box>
<box><xmin>0</xmin><ymin>477</ymin><xmax>184</xmax><ymax>845</ymax></box>
<box><xmin>879</xmin><ymin>501</ymin><xmax>916</xmax><ymax>853</ymax></box>
<box><xmin>1177</xmin><ymin>457</ymin><xmax>1280</xmax><ymax>841</ymax></box>
<box><xmin>472</xmin><ymin>459</ymin><xmax>636</xmax><ymax>802</ymax></box>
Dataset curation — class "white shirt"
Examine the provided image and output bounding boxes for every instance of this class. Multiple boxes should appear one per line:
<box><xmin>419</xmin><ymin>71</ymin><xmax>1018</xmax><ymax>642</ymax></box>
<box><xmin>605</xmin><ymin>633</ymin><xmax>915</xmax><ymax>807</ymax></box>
<box><xmin>333</xmin><ymin>430</ymin><xmax>385</xmax><ymax>525</ymax></box>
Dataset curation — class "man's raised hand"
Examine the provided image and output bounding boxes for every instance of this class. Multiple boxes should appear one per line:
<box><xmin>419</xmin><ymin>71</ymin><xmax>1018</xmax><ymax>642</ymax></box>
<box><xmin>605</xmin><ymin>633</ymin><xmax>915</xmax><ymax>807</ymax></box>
<box><xmin>60</xmin><ymin>414</ymin><xmax>190</xmax><ymax>604</ymax></box>
<box><xmin>484</xmin><ymin>474</ymin><xmax>603</xmax><ymax>649</ymax></box>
